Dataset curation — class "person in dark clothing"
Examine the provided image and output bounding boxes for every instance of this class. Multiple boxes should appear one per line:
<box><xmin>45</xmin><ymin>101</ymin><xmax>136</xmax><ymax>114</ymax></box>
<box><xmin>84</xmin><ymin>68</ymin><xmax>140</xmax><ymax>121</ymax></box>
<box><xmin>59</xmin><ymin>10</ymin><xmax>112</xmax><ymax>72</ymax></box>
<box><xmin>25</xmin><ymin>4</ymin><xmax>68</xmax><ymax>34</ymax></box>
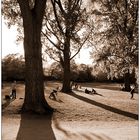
<box><xmin>85</xmin><ymin>89</ymin><xmax>91</xmax><ymax>94</ymax></box>
<box><xmin>11</xmin><ymin>81</ymin><xmax>17</xmax><ymax>99</ymax></box>
<box><xmin>92</xmin><ymin>88</ymin><xmax>97</xmax><ymax>94</ymax></box>
<box><xmin>49</xmin><ymin>90</ymin><xmax>57</xmax><ymax>100</ymax></box>
<box><xmin>130</xmin><ymin>85</ymin><xmax>135</xmax><ymax>99</ymax></box>
<box><xmin>75</xmin><ymin>83</ymin><xmax>78</xmax><ymax>90</ymax></box>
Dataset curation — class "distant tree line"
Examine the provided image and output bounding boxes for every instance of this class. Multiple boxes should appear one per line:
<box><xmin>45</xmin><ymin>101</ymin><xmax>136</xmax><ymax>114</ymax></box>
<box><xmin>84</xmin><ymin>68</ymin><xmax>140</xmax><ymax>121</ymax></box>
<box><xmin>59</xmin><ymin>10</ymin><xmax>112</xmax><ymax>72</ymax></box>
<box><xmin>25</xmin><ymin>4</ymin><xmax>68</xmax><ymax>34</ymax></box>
<box><xmin>2</xmin><ymin>54</ymin><xmax>136</xmax><ymax>85</ymax></box>
<box><xmin>2</xmin><ymin>54</ymin><xmax>25</xmax><ymax>82</ymax></box>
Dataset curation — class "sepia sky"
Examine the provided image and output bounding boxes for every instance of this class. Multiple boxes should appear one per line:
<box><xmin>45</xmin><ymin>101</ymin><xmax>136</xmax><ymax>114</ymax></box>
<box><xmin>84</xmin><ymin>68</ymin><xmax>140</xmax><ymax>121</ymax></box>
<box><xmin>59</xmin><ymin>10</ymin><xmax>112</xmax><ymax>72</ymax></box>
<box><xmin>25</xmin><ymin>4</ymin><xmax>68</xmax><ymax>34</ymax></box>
<box><xmin>2</xmin><ymin>0</ymin><xmax>94</xmax><ymax>65</ymax></box>
<box><xmin>2</xmin><ymin>20</ymin><xmax>24</xmax><ymax>58</ymax></box>
<box><xmin>2</xmin><ymin>16</ymin><xmax>93</xmax><ymax>65</ymax></box>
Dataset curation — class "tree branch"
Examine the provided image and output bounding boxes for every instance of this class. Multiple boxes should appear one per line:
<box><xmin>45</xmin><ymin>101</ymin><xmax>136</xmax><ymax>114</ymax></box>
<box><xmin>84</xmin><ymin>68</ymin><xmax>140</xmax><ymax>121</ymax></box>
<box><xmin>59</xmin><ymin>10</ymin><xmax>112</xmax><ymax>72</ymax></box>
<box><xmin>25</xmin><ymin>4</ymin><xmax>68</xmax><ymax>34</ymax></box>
<box><xmin>46</xmin><ymin>18</ymin><xmax>64</xmax><ymax>46</ymax></box>
<box><xmin>51</xmin><ymin>0</ymin><xmax>64</xmax><ymax>35</ymax></box>
<box><xmin>41</xmin><ymin>31</ymin><xmax>63</xmax><ymax>51</ymax></box>
<box><xmin>70</xmin><ymin>30</ymin><xmax>92</xmax><ymax>60</ymax></box>
<box><xmin>45</xmin><ymin>49</ymin><xmax>60</xmax><ymax>62</ymax></box>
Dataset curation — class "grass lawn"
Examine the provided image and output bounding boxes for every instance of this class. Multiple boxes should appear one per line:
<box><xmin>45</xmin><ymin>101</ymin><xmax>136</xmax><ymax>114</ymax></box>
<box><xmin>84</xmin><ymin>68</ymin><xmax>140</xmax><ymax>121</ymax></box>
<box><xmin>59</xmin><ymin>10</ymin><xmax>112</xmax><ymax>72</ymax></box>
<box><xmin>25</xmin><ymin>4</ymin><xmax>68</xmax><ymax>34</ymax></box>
<box><xmin>2</xmin><ymin>81</ymin><xmax>138</xmax><ymax>140</ymax></box>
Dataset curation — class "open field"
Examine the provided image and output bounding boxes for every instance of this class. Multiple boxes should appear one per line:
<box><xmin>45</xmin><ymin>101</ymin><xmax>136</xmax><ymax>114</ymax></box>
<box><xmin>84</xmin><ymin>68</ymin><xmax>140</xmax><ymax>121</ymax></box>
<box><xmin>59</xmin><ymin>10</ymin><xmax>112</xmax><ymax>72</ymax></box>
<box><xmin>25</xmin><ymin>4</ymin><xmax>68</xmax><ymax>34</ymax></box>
<box><xmin>2</xmin><ymin>82</ymin><xmax>138</xmax><ymax>140</ymax></box>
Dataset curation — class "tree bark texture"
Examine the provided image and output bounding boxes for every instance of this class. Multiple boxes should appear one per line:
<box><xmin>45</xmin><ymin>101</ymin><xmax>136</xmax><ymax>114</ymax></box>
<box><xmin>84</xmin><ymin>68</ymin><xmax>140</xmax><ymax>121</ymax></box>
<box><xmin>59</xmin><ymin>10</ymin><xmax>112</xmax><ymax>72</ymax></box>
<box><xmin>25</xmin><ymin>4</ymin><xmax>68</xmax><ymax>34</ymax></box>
<box><xmin>61</xmin><ymin>37</ymin><xmax>71</xmax><ymax>93</ymax></box>
<box><xmin>124</xmin><ymin>70</ymin><xmax>131</xmax><ymax>92</ymax></box>
<box><xmin>17</xmin><ymin>0</ymin><xmax>52</xmax><ymax>113</ymax></box>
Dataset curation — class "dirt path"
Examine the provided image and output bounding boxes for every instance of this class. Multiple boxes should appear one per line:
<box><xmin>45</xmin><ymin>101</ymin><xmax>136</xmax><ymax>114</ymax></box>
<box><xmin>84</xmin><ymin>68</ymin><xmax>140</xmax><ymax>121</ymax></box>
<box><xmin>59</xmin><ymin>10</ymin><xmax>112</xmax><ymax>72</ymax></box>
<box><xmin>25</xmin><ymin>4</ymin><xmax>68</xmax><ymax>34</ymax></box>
<box><xmin>2</xmin><ymin>83</ymin><xmax>138</xmax><ymax>140</ymax></box>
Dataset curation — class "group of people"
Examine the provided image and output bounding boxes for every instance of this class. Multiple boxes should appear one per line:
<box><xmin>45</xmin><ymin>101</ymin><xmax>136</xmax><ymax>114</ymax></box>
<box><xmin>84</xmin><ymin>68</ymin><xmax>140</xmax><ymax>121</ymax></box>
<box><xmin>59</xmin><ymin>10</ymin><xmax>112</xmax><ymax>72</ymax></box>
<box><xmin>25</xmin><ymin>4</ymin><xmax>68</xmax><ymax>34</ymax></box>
<box><xmin>70</xmin><ymin>81</ymin><xmax>82</xmax><ymax>90</ymax></box>
<box><xmin>5</xmin><ymin>81</ymin><xmax>136</xmax><ymax>101</ymax></box>
<box><xmin>85</xmin><ymin>88</ymin><xmax>97</xmax><ymax>94</ymax></box>
<box><xmin>68</xmin><ymin>82</ymin><xmax>136</xmax><ymax>99</ymax></box>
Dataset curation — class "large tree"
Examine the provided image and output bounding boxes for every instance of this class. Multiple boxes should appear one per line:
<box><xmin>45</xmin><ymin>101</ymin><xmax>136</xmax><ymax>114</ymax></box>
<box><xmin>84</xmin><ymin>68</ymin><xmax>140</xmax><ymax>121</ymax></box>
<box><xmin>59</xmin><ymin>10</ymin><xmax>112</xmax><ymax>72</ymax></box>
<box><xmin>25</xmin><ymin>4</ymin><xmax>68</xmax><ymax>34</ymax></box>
<box><xmin>90</xmin><ymin>0</ymin><xmax>138</xmax><ymax>91</ymax></box>
<box><xmin>42</xmin><ymin>0</ymin><xmax>92</xmax><ymax>93</ymax></box>
<box><xmin>2</xmin><ymin>0</ymin><xmax>53</xmax><ymax>113</ymax></box>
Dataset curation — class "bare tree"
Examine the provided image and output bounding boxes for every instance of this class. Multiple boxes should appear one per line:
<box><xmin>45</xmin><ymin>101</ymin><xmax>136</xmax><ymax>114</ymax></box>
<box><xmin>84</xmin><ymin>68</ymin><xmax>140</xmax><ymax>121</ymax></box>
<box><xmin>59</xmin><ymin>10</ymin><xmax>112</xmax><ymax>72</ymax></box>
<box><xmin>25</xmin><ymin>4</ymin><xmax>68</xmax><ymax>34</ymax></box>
<box><xmin>42</xmin><ymin>0</ymin><xmax>93</xmax><ymax>93</ymax></box>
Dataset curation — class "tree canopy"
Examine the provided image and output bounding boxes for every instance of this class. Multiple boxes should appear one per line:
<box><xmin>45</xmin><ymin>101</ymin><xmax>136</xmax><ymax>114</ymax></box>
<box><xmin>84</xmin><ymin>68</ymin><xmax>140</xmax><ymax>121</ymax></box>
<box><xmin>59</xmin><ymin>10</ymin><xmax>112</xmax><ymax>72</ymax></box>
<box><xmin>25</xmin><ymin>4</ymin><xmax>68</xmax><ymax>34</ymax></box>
<box><xmin>2</xmin><ymin>54</ymin><xmax>25</xmax><ymax>81</ymax></box>
<box><xmin>90</xmin><ymin>0</ymin><xmax>138</xmax><ymax>80</ymax></box>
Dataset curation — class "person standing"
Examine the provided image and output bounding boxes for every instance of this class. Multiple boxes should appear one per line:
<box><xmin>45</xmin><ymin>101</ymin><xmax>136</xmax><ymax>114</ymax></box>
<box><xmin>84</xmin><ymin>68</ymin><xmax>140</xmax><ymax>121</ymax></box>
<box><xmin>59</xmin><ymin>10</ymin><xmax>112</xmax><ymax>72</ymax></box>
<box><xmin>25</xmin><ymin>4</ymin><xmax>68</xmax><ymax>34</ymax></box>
<box><xmin>11</xmin><ymin>81</ymin><xmax>17</xmax><ymax>99</ymax></box>
<box><xmin>130</xmin><ymin>84</ymin><xmax>135</xmax><ymax>99</ymax></box>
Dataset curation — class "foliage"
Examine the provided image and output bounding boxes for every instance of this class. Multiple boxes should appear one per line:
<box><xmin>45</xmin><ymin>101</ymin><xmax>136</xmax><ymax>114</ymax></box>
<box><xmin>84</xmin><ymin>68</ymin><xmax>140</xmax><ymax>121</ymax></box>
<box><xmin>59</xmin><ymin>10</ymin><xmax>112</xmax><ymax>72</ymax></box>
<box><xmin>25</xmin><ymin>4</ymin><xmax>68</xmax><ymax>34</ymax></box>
<box><xmin>45</xmin><ymin>62</ymin><xmax>95</xmax><ymax>82</ymax></box>
<box><xmin>2</xmin><ymin>54</ymin><xmax>25</xmax><ymax>81</ymax></box>
<box><xmin>46</xmin><ymin>62</ymin><xmax>63</xmax><ymax>80</ymax></box>
<box><xmin>90</xmin><ymin>0</ymin><xmax>138</xmax><ymax>81</ymax></box>
<box><xmin>2</xmin><ymin>0</ymin><xmax>23</xmax><ymax>43</ymax></box>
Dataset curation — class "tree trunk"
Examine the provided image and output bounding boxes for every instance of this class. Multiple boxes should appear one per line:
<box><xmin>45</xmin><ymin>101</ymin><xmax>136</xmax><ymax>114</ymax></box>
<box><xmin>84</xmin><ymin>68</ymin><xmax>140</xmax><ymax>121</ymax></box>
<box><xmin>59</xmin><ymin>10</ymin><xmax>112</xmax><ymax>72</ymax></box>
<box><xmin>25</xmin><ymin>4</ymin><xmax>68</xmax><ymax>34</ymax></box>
<box><xmin>124</xmin><ymin>69</ymin><xmax>131</xmax><ymax>92</ymax></box>
<box><xmin>61</xmin><ymin>38</ymin><xmax>71</xmax><ymax>93</ymax></box>
<box><xmin>18</xmin><ymin>0</ymin><xmax>52</xmax><ymax>114</ymax></box>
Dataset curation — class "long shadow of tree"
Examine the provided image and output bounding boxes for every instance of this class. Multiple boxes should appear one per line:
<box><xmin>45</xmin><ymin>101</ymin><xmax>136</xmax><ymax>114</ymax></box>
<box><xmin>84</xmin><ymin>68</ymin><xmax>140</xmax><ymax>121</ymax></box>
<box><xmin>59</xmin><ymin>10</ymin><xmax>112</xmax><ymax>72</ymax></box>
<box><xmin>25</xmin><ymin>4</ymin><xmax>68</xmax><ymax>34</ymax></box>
<box><xmin>53</xmin><ymin>119</ymin><xmax>113</xmax><ymax>140</ymax></box>
<box><xmin>16</xmin><ymin>113</ymin><xmax>56</xmax><ymax>140</ymax></box>
<box><xmin>2</xmin><ymin>99</ymin><xmax>11</xmax><ymax>109</ymax></box>
<box><xmin>69</xmin><ymin>92</ymin><xmax>138</xmax><ymax>120</ymax></box>
<box><xmin>2</xmin><ymin>98</ymin><xmax>15</xmax><ymax>109</ymax></box>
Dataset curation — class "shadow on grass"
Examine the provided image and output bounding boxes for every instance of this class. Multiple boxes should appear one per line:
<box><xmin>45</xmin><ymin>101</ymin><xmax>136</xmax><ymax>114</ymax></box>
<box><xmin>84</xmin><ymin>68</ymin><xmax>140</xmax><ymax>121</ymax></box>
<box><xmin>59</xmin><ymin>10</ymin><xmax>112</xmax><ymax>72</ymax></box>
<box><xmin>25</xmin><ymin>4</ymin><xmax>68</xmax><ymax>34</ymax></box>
<box><xmin>2</xmin><ymin>99</ymin><xmax>11</xmax><ymax>109</ymax></box>
<box><xmin>49</xmin><ymin>98</ymin><xmax>64</xmax><ymax>103</ymax></box>
<box><xmin>54</xmin><ymin>119</ymin><xmax>112</xmax><ymax>140</ymax></box>
<box><xmin>73</xmin><ymin>89</ymin><xmax>103</xmax><ymax>97</ymax></box>
<box><xmin>16</xmin><ymin>113</ymin><xmax>56</xmax><ymax>140</ymax></box>
<box><xmin>69</xmin><ymin>92</ymin><xmax>138</xmax><ymax>120</ymax></box>
<box><xmin>2</xmin><ymin>98</ymin><xmax>16</xmax><ymax>109</ymax></box>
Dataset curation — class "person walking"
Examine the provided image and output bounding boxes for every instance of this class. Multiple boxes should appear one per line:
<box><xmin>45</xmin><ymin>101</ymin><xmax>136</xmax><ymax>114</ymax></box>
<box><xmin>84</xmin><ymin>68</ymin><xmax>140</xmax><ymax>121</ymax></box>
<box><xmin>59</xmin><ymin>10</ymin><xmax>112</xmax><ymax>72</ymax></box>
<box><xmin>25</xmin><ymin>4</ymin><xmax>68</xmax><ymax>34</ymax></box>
<box><xmin>130</xmin><ymin>84</ymin><xmax>135</xmax><ymax>99</ymax></box>
<box><xmin>11</xmin><ymin>81</ymin><xmax>17</xmax><ymax>99</ymax></box>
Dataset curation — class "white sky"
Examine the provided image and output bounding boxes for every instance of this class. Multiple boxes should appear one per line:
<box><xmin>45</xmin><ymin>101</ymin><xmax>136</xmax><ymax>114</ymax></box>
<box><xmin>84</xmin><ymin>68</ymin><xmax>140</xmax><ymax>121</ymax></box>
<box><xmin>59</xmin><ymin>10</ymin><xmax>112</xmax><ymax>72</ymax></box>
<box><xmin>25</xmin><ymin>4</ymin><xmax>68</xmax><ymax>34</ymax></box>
<box><xmin>2</xmin><ymin>21</ymin><xmax>24</xmax><ymax>58</ymax></box>
<box><xmin>2</xmin><ymin>20</ymin><xmax>93</xmax><ymax>65</ymax></box>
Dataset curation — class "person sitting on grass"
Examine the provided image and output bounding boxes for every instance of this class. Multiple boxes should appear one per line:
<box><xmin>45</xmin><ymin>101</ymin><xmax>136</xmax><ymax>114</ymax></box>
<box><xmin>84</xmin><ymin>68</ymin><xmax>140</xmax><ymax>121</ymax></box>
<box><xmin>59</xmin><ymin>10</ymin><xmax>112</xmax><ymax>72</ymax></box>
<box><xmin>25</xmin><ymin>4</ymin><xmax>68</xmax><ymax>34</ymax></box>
<box><xmin>9</xmin><ymin>92</ymin><xmax>13</xmax><ymax>99</ymax></box>
<box><xmin>92</xmin><ymin>88</ymin><xmax>103</xmax><ymax>96</ymax></box>
<box><xmin>75</xmin><ymin>83</ymin><xmax>78</xmax><ymax>90</ymax></box>
<box><xmin>92</xmin><ymin>88</ymin><xmax>97</xmax><ymax>94</ymax></box>
<box><xmin>85</xmin><ymin>88</ymin><xmax>103</xmax><ymax>96</ymax></box>
<box><xmin>85</xmin><ymin>88</ymin><xmax>91</xmax><ymax>94</ymax></box>
<box><xmin>49</xmin><ymin>90</ymin><xmax>58</xmax><ymax>100</ymax></box>
<box><xmin>85</xmin><ymin>88</ymin><xmax>97</xmax><ymax>94</ymax></box>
